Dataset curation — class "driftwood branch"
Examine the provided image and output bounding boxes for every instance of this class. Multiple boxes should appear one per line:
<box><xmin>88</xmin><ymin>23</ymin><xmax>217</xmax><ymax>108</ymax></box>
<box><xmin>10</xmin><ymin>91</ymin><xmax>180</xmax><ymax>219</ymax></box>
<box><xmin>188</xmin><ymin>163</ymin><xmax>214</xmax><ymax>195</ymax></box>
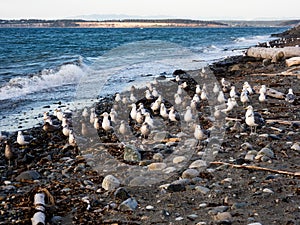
<box><xmin>210</xmin><ymin>161</ymin><xmax>300</xmax><ymax>177</ymax></box>
<box><xmin>286</xmin><ymin>57</ymin><xmax>300</xmax><ymax>67</ymax></box>
<box><xmin>247</xmin><ymin>47</ymin><xmax>300</xmax><ymax>62</ymax></box>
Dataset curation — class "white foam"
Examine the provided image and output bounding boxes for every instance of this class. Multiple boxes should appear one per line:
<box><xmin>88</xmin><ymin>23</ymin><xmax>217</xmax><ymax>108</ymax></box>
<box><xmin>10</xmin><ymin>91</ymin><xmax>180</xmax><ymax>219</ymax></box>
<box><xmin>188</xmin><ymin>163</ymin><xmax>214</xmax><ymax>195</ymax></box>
<box><xmin>0</xmin><ymin>64</ymin><xmax>86</xmax><ymax>100</ymax></box>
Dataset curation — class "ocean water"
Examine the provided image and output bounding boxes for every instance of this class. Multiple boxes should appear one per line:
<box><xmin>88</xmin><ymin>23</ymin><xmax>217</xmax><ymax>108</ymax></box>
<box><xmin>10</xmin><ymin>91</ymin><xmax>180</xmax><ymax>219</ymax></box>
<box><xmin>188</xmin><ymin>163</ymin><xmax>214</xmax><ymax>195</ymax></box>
<box><xmin>0</xmin><ymin>27</ymin><xmax>287</xmax><ymax>131</ymax></box>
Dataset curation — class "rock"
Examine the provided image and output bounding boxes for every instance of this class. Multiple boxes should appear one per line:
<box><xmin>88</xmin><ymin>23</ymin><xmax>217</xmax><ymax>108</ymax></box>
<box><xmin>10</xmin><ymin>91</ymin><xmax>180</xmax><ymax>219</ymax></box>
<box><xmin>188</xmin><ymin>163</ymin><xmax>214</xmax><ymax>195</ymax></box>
<box><xmin>146</xmin><ymin>205</ymin><xmax>154</xmax><ymax>210</ymax></box>
<box><xmin>153</xmin><ymin>153</ymin><xmax>164</xmax><ymax>161</ymax></box>
<box><xmin>199</xmin><ymin>203</ymin><xmax>208</xmax><ymax>208</ymax></box>
<box><xmin>257</xmin><ymin>147</ymin><xmax>274</xmax><ymax>158</ymax></box>
<box><xmin>291</xmin><ymin>142</ymin><xmax>300</xmax><ymax>151</ymax></box>
<box><xmin>182</xmin><ymin>169</ymin><xmax>199</xmax><ymax>179</ymax></box>
<box><xmin>241</xmin><ymin>142</ymin><xmax>253</xmax><ymax>150</ymax></box>
<box><xmin>15</xmin><ymin>170</ymin><xmax>40</xmax><ymax>181</ymax></box>
<box><xmin>167</xmin><ymin>183</ymin><xmax>186</xmax><ymax>192</ymax></box>
<box><xmin>173</xmin><ymin>156</ymin><xmax>187</xmax><ymax>164</ymax></box>
<box><xmin>187</xmin><ymin>214</ymin><xmax>198</xmax><ymax>221</ymax></box>
<box><xmin>153</xmin><ymin>144</ymin><xmax>166</xmax><ymax>150</ymax></box>
<box><xmin>118</xmin><ymin>198</ymin><xmax>138</xmax><ymax>211</ymax></box>
<box><xmin>114</xmin><ymin>187</ymin><xmax>130</xmax><ymax>201</ymax></box>
<box><xmin>51</xmin><ymin>216</ymin><xmax>63</xmax><ymax>225</ymax></box>
<box><xmin>163</xmin><ymin>167</ymin><xmax>177</xmax><ymax>174</ymax></box>
<box><xmin>102</xmin><ymin>175</ymin><xmax>120</xmax><ymax>191</ymax></box>
<box><xmin>148</xmin><ymin>162</ymin><xmax>167</xmax><ymax>171</ymax></box>
<box><xmin>263</xmin><ymin>188</ymin><xmax>274</xmax><ymax>193</ymax></box>
<box><xmin>189</xmin><ymin>160</ymin><xmax>207</xmax><ymax>169</ymax></box>
<box><xmin>195</xmin><ymin>186</ymin><xmax>210</xmax><ymax>194</ymax></box>
<box><xmin>247</xmin><ymin>223</ymin><xmax>262</xmax><ymax>225</ymax></box>
<box><xmin>231</xmin><ymin>202</ymin><xmax>247</xmax><ymax>209</ymax></box>
<box><xmin>214</xmin><ymin>212</ymin><xmax>232</xmax><ymax>222</ymax></box>
<box><xmin>124</xmin><ymin>145</ymin><xmax>141</xmax><ymax>162</ymax></box>
<box><xmin>153</xmin><ymin>132</ymin><xmax>168</xmax><ymax>142</ymax></box>
<box><xmin>175</xmin><ymin>216</ymin><xmax>184</xmax><ymax>221</ymax></box>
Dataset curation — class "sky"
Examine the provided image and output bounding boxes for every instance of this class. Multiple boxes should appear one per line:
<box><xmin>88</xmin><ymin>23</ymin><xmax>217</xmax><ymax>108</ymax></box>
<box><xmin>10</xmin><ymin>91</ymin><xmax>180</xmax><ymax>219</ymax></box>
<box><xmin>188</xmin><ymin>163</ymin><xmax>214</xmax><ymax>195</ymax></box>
<box><xmin>1</xmin><ymin>0</ymin><xmax>300</xmax><ymax>20</ymax></box>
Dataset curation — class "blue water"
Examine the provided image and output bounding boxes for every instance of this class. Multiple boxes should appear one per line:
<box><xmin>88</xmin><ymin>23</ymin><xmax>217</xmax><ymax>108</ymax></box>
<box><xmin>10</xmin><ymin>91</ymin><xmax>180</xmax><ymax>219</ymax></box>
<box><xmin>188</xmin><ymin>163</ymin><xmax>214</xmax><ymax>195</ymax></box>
<box><xmin>0</xmin><ymin>27</ymin><xmax>287</xmax><ymax>131</ymax></box>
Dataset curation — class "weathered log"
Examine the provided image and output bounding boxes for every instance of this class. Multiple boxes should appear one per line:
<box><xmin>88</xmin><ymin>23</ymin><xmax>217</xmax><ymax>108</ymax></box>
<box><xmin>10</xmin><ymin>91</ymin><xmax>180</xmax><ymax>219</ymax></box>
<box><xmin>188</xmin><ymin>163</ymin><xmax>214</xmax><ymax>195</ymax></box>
<box><xmin>286</xmin><ymin>57</ymin><xmax>300</xmax><ymax>67</ymax></box>
<box><xmin>31</xmin><ymin>193</ymin><xmax>45</xmax><ymax>225</ymax></box>
<box><xmin>253</xmin><ymin>85</ymin><xmax>285</xmax><ymax>99</ymax></box>
<box><xmin>246</xmin><ymin>47</ymin><xmax>300</xmax><ymax>62</ymax></box>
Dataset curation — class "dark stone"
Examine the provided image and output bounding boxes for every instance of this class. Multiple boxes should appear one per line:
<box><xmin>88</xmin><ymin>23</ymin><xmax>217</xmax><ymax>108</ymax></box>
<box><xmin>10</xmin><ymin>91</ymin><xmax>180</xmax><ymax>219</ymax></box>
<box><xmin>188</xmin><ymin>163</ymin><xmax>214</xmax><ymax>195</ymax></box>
<box><xmin>16</xmin><ymin>170</ymin><xmax>40</xmax><ymax>181</ymax></box>
<box><xmin>167</xmin><ymin>183</ymin><xmax>186</xmax><ymax>192</ymax></box>
<box><xmin>114</xmin><ymin>187</ymin><xmax>130</xmax><ymax>201</ymax></box>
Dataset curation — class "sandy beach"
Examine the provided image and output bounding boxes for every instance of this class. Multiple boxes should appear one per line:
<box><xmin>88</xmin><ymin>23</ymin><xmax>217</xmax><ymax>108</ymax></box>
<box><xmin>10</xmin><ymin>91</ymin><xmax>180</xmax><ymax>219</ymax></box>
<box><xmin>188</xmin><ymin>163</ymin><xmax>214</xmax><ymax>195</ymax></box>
<box><xmin>0</xmin><ymin>25</ymin><xmax>300</xmax><ymax>225</ymax></box>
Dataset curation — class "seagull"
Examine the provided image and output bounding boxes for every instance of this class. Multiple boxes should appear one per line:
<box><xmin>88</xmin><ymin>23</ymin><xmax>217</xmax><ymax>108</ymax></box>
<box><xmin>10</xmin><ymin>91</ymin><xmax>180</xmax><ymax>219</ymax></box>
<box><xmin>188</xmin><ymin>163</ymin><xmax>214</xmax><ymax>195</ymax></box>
<box><xmin>200</xmin><ymin>90</ymin><xmax>208</xmax><ymax>101</ymax></box>
<box><xmin>90</xmin><ymin>108</ymin><xmax>96</xmax><ymax>124</ymax></box>
<box><xmin>152</xmin><ymin>87</ymin><xmax>159</xmax><ymax>97</ymax></box>
<box><xmin>140</xmin><ymin>122</ymin><xmax>151</xmax><ymax>139</ymax></box>
<box><xmin>175</xmin><ymin>93</ymin><xmax>182</xmax><ymax>105</ymax></box>
<box><xmin>5</xmin><ymin>141</ymin><xmax>14</xmax><ymax>167</ymax></box>
<box><xmin>130</xmin><ymin>103</ymin><xmax>137</xmax><ymax>120</ymax></box>
<box><xmin>82</xmin><ymin>107</ymin><xmax>89</xmax><ymax>119</ymax></box>
<box><xmin>54</xmin><ymin>108</ymin><xmax>64</xmax><ymax>121</ymax></box>
<box><xmin>81</xmin><ymin>121</ymin><xmax>95</xmax><ymax>137</ymax></box>
<box><xmin>194</xmin><ymin>125</ymin><xmax>209</xmax><ymax>143</ymax></box>
<box><xmin>130</xmin><ymin>93</ymin><xmax>137</xmax><ymax>103</ymax></box>
<box><xmin>109</xmin><ymin>109</ymin><xmax>117</xmax><ymax>123</ymax></box>
<box><xmin>243</xmin><ymin>82</ymin><xmax>253</xmax><ymax>95</ymax></box>
<box><xmin>217</xmin><ymin>91</ymin><xmax>226</xmax><ymax>103</ymax></box>
<box><xmin>151</xmin><ymin>98</ymin><xmax>161</xmax><ymax>114</ymax></box>
<box><xmin>93</xmin><ymin>117</ymin><xmax>101</xmax><ymax>130</ymax></box>
<box><xmin>17</xmin><ymin>131</ymin><xmax>29</xmax><ymax>146</ymax></box>
<box><xmin>285</xmin><ymin>88</ymin><xmax>296</xmax><ymax>103</ymax></box>
<box><xmin>177</xmin><ymin>86</ymin><xmax>183</xmax><ymax>95</ymax></box>
<box><xmin>43</xmin><ymin>122</ymin><xmax>59</xmax><ymax>133</ymax></box>
<box><xmin>259</xmin><ymin>85</ymin><xmax>267</xmax><ymax>94</ymax></box>
<box><xmin>101</xmin><ymin>112</ymin><xmax>112</xmax><ymax>131</ymax></box>
<box><xmin>122</xmin><ymin>96</ymin><xmax>128</xmax><ymax>105</ymax></box>
<box><xmin>160</xmin><ymin>103</ymin><xmax>169</xmax><ymax>119</ymax></box>
<box><xmin>115</xmin><ymin>93</ymin><xmax>121</xmax><ymax>102</ymax></box>
<box><xmin>68</xmin><ymin>130</ymin><xmax>77</xmax><ymax>146</ymax></box>
<box><xmin>184</xmin><ymin>106</ymin><xmax>194</xmax><ymax>123</ymax></box>
<box><xmin>145</xmin><ymin>90</ymin><xmax>154</xmax><ymax>100</ymax></box>
<box><xmin>195</xmin><ymin>84</ymin><xmax>201</xmax><ymax>95</ymax></box>
<box><xmin>192</xmin><ymin>94</ymin><xmax>200</xmax><ymax>103</ymax></box>
<box><xmin>240</xmin><ymin>90</ymin><xmax>250</xmax><ymax>106</ymax></box>
<box><xmin>221</xmin><ymin>98</ymin><xmax>238</xmax><ymax>113</ymax></box>
<box><xmin>119</xmin><ymin>120</ymin><xmax>130</xmax><ymax>136</ymax></box>
<box><xmin>258</xmin><ymin>91</ymin><xmax>267</xmax><ymax>103</ymax></box>
<box><xmin>168</xmin><ymin>106</ymin><xmax>180</xmax><ymax>122</ymax></box>
<box><xmin>62</xmin><ymin>124</ymin><xmax>71</xmax><ymax>137</ymax></box>
<box><xmin>180</xmin><ymin>82</ymin><xmax>188</xmax><ymax>89</ymax></box>
<box><xmin>144</xmin><ymin>112</ymin><xmax>154</xmax><ymax>128</ymax></box>
<box><xmin>229</xmin><ymin>86</ymin><xmax>238</xmax><ymax>99</ymax></box>
<box><xmin>221</xmin><ymin>78</ymin><xmax>231</xmax><ymax>93</ymax></box>
<box><xmin>213</xmin><ymin>82</ymin><xmax>220</xmax><ymax>95</ymax></box>
<box><xmin>245</xmin><ymin>105</ymin><xmax>265</xmax><ymax>134</ymax></box>
<box><xmin>135</xmin><ymin>111</ymin><xmax>144</xmax><ymax>124</ymax></box>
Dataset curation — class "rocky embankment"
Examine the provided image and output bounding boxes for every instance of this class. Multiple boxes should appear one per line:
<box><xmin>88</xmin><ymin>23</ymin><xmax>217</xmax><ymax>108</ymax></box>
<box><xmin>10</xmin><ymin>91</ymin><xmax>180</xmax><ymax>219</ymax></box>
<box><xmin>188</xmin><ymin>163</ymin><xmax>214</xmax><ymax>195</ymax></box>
<box><xmin>0</xmin><ymin>26</ymin><xmax>300</xmax><ymax>225</ymax></box>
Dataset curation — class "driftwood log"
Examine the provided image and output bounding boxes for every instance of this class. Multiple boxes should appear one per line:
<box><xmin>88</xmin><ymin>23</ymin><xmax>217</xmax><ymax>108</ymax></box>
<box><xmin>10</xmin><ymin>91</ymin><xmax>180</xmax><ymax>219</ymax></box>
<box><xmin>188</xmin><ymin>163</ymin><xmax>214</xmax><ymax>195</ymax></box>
<box><xmin>247</xmin><ymin>47</ymin><xmax>300</xmax><ymax>62</ymax></box>
<box><xmin>31</xmin><ymin>193</ymin><xmax>46</xmax><ymax>225</ymax></box>
<box><xmin>253</xmin><ymin>85</ymin><xmax>285</xmax><ymax>99</ymax></box>
<box><xmin>286</xmin><ymin>57</ymin><xmax>300</xmax><ymax>67</ymax></box>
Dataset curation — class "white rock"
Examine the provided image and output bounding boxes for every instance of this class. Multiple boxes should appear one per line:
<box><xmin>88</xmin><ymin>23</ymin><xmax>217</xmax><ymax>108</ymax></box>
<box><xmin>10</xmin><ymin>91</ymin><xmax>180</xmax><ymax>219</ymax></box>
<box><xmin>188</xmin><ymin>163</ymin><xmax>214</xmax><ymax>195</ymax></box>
<box><xmin>195</xmin><ymin>186</ymin><xmax>210</xmax><ymax>194</ymax></box>
<box><xmin>148</xmin><ymin>162</ymin><xmax>167</xmax><ymax>171</ymax></box>
<box><xmin>189</xmin><ymin>160</ymin><xmax>207</xmax><ymax>169</ymax></box>
<box><xmin>146</xmin><ymin>205</ymin><xmax>154</xmax><ymax>210</ymax></box>
<box><xmin>263</xmin><ymin>188</ymin><xmax>274</xmax><ymax>193</ymax></box>
<box><xmin>173</xmin><ymin>156</ymin><xmax>187</xmax><ymax>164</ymax></box>
<box><xmin>291</xmin><ymin>142</ymin><xmax>300</xmax><ymax>151</ymax></box>
<box><xmin>182</xmin><ymin>169</ymin><xmax>199</xmax><ymax>179</ymax></box>
<box><xmin>248</xmin><ymin>223</ymin><xmax>262</xmax><ymax>225</ymax></box>
<box><xmin>102</xmin><ymin>175</ymin><xmax>120</xmax><ymax>191</ymax></box>
<box><xmin>163</xmin><ymin>167</ymin><xmax>177</xmax><ymax>174</ymax></box>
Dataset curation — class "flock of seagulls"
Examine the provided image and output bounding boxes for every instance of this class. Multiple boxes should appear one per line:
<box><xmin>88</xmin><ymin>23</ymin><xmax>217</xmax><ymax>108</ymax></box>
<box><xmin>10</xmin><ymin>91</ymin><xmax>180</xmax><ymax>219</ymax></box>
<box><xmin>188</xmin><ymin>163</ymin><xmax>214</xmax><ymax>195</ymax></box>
<box><xmin>1</xmin><ymin>68</ymin><xmax>298</xmax><ymax>167</ymax></box>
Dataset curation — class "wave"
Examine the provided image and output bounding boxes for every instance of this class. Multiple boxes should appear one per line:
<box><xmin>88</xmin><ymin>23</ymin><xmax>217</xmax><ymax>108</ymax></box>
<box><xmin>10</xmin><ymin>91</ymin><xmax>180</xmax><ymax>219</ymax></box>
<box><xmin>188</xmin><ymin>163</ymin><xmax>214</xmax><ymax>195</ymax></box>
<box><xmin>233</xmin><ymin>35</ymin><xmax>274</xmax><ymax>46</ymax></box>
<box><xmin>0</xmin><ymin>63</ymin><xmax>86</xmax><ymax>100</ymax></box>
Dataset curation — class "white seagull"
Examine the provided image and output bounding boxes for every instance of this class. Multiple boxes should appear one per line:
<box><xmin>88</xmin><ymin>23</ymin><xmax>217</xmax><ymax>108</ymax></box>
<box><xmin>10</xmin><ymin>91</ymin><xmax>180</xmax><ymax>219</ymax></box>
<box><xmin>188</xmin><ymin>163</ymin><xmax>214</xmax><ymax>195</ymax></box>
<box><xmin>17</xmin><ymin>131</ymin><xmax>29</xmax><ymax>146</ymax></box>
<box><xmin>285</xmin><ymin>88</ymin><xmax>296</xmax><ymax>103</ymax></box>
<box><xmin>245</xmin><ymin>105</ymin><xmax>265</xmax><ymax>134</ymax></box>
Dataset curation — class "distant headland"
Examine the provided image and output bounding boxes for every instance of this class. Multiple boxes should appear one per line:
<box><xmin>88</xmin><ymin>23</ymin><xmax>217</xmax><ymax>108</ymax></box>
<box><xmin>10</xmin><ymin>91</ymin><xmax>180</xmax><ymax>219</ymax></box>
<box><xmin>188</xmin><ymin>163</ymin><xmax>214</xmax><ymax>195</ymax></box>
<box><xmin>0</xmin><ymin>19</ymin><xmax>299</xmax><ymax>28</ymax></box>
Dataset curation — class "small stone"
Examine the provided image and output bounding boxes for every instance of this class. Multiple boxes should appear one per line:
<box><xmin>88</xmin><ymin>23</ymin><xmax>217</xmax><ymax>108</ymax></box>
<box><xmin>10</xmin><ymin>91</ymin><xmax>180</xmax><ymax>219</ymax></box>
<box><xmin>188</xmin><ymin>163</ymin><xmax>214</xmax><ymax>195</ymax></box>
<box><xmin>153</xmin><ymin>153</ymin><xmax>164</xmax><ymax>162</ymax></box>
<box><xmin>173</xmin><ymin>156</ymin><xmax>187</xmax><ymax>164</ymax></box>
<box><xmin>16</xmin><ymin>170</ymin><xmax>40</xmax><ymax>181</ymax></box>
<box><xmin>167</xmin><ymin>183</ymin><xmax>186</xmax><ymax>192</ymax></box>
<box><xmin>241</xmin><ymin>142</ymin><xmax>253</xmax><ymax>150</ymax></box>
<box><xmin>187</xmin><ymin>214</ymin><xmax>198</xmax><ymax>221</ymax></box>
<box><xmin>245</xmin><ymin>154</ymin><xmax>255</xmax><ymax>161</ymax></box>
<box><xmin>195</xmin><ymin>186</ymin><xmax>210</xmax><ymax>194</ymax></box>
<box><xmin>146</xmin><ymin>205</ymin><xmax>154</xmax><ymax>210</ymax></box>
<box><xmin>153</xmin><ymin>132</ymin><xmax>168</xmax><ymax>142</ymax></box>
<box><xmin>199</xmin><ymin>203</ymin><xmax>208</xmax><ymax>208</ymax></box>
<box><xmin>214</xmin><ymin>212</ymin><xmax>232</xmax><ymax>222</ymax></box>
<box><xmin>118</xmin><ymin>198</ymin><xmax>138</xmax><ymax>211</ymax></box>
<box><xmin>124</xmin><ymin>145</ymin><xmax>141</xmax><ymax>162</ymax></box>
<box><xmin>148</xmin><ymin>162</ymin><xmax>167</xmax><ymax>171</ymax></box>
<box><xmin>114</xmin><ymin>187</ymin><xmax>130</xmax><ymax>201</ymax></box>
<box><xmin>175</xmin><ymin>216</ymin><xmax>184</xmax><ymax>221</ymax></box>
<box><xmin>221</xmin><ymin>178</ymin><xmax>233</xmax><ymax>183</ymax></box>
<box><xmin>263</xmin><ymin>188</ymin><xmax>274</xmax><ymax>193</ymax></box>
<box><xmin>102</xmin><ymin>175</ymin><xmax>120</xmax><ymax>191</ymax></box>
<box><xmin>182</xmin><ymin>169</ymin><xmax>199</xmax><ymax>179</ymax></box>
<box><xmin>291</xmin><ymin>142</ymin><xmax>300</xmax><ymax>151</ymax></box>
<box><xmin>248</xmin><ymin>223</ymin><xmax>262</xmax><ymax>225</ymax></box>
<box><xmin>153</xmin><ymin>144</ymin><xmax>166</xmax><ymax>150</ymax></box>
<box><xmin>163</xmin><ymin>167</ymin><xmax>177</xmax><ymax>174</ymax></box>
<box><xmin>189</xmin><ymin>160</ymin><xmax>207</xmax><ymax>169</ymax></box>
<box><xmin>4</xmin><ymin>181</ymin><xmax>11</xmax><ymax>185</ymax></box>
<box><xmin>231</xmin><ymin>202</ymin><xmax>247</xmax><ymax>209</ymax></box>
<box><xmin>51</xmin><ymin>216</ymin><xmax>63</xmax><ymax>225</ymax></box>
<box><xmin>257</xmin><ymin>147</ymin><xmax>274</xmax><ymax>158</ymax></box>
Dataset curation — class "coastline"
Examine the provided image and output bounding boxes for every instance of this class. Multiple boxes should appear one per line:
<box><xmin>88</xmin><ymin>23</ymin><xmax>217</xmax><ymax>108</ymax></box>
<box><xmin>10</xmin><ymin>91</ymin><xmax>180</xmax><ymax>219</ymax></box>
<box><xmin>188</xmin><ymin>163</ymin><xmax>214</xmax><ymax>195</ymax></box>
<box><xmin>0</xmin><ymin>25</ymin><xmax>300</xmax><ymax>224</ymax></box>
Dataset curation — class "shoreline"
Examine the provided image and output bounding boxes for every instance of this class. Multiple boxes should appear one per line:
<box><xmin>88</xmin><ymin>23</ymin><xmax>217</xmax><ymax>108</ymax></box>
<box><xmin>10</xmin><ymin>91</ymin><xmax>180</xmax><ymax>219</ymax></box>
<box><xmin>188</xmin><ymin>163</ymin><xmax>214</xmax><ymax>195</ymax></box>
<box><xmin>1</xmin><ymin>25</ymin><xmax>300</xmax><ymax>224</ymax></box>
